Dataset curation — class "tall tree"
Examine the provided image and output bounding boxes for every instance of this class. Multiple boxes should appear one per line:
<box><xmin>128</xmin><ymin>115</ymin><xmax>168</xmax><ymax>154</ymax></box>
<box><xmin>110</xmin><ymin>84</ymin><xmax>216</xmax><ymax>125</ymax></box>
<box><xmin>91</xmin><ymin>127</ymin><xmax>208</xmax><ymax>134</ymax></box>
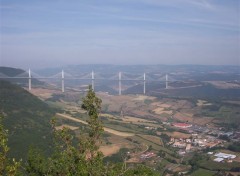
<box><xmin>81</xmin><ymin>85</ymin><xmax>105</xmax><ymax>175</ymax></box>
<box><xmin>82</xmin><ymin>85</ymin><xmax>103</xmax><ymax>157</ymax></box>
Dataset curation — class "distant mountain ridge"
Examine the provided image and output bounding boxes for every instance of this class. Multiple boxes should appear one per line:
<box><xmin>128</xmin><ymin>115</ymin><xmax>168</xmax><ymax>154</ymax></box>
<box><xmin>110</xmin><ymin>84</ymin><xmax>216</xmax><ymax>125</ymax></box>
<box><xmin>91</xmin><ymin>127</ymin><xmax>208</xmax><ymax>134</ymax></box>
<box><xmin>0</xmin><ymin>67</ymin><xmax>44</xmax><ymax>86</ymax></box>
<box><xmin>0</xmin><ymin>66</ymin><xmax>27</xmax><ymax>77</ymax></box>
<box><xmin>36</xmin><ymin>64</ymin><xmax>240</xmax><ymax>75</ymax></box>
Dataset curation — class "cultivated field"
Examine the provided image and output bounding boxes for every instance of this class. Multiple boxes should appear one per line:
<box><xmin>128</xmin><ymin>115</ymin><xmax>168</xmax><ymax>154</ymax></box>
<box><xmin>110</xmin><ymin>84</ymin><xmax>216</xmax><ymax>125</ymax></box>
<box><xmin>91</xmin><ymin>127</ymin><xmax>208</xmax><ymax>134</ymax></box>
<box><xmin>99</xmin><ymin>144</ymin><xmax>121</xmax><ymax>156</ymax></box>
<box><xmin>132</xmin><ymin>95</ymin><xmax>156</xmax><ymax>101</ymax></box>
<box><xmin>173</xmin><ymin>112</ymin><xmax>194</xmax><ymax>122</ymax></box>
<box><xmin>163</xmin><ymin>131</ymin><xmax>191</xmax><ymax>139</ymax></box>
<box><xmin>140</xmin><ymin>135</ymin><xmax>163</xmax><ymax>146</ymax></box>
<box><xmin>153</xmin><ymin>107</ymin><xmax>172</xmax><ymax>115</ymax></box>
<box><xmin>207</xmin><ymin>81</ymin><xmax>240</xmax><ymax>89</ymax></box>
<box><xmin>197</xmin><ymin>100</ymin><xmax>212</xmax><ymax>106</ymax></box>
<box><xmin>122</xmin><ymin>116</ymin><xmax>156</xmax><ymax>123</ymax></box>
<box><xmin>30</xmin><ymin>87</ymin><xmax>60</xmax><ymax>99</ymax></box>
<box><xmin>57</xmin><ymin>113</ymin><xmax>135</xmax><ymax>137</ymax></box>
<box><xmin>55</xmin><ymin>124</ymin><xmax>79</xmax><ymax>130</ymax></box>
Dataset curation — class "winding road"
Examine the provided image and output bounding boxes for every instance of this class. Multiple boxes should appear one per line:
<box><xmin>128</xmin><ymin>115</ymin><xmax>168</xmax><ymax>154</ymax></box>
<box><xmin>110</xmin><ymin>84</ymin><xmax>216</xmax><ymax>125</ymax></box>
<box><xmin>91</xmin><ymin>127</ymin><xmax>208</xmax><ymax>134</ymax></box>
<box><xmin>56</xmin><ymin>113</ymin><xmax>135</xmax><ymax>137</ymax></box>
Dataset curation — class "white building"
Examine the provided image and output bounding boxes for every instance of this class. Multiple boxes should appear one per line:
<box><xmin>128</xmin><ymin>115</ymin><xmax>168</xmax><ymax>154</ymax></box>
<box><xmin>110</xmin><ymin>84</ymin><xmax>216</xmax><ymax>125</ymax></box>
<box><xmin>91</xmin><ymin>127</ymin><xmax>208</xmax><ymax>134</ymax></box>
<box><xmin>214</xmin><ymin>158</ymin><xmax>224</xmax><ymax>162</ymax></box>
<box><xmin>214</xmin><ymin>152</ymin><xmax>236</xmax><ymax>159</ymax></box>
<box><xmin>185</xmin><ymin>144</ymin><xmax>191</xmax><ymax>151</ymax></box>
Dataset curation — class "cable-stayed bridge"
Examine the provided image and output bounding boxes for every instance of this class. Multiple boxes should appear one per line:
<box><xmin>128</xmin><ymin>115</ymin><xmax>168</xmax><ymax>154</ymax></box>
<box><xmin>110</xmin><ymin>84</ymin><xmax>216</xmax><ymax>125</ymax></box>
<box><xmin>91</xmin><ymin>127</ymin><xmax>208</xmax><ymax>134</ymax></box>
<box><xmin>0</xmin><ymin>69</ymin><xmax>178</xmax><ymax>95</ymax></box>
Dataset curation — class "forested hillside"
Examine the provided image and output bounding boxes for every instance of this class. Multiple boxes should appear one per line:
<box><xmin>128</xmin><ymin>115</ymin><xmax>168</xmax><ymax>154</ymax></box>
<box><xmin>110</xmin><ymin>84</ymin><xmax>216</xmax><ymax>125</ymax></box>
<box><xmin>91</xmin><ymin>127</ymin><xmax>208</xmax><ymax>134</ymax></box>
<box><xmin>0</xmin><ymin>80</ymin><xmax>55</xmax><ymax>159</ymax></box>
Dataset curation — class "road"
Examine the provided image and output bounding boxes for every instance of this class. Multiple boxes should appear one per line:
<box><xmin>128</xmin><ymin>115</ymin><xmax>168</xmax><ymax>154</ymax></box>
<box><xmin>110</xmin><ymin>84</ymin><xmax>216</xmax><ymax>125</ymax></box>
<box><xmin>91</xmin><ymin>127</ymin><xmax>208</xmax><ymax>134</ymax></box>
<box><xmin>57</xmin><ymin>113</ymin><xmax>135</xmax><ymax>137</ymax></box>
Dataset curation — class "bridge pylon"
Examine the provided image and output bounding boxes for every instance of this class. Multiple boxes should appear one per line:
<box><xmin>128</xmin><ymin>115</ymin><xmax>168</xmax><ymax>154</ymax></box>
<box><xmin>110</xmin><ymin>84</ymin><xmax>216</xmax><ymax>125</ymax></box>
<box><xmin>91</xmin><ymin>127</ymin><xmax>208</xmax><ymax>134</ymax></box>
<box><xmin>92</xmin><ymin>71</ymin><xmax>95</xmax><ymax>91</ymax></box>
<box><xmin>166</xmin><ymin>74</ymin><xmax>168</xmax><ymax>89</ymax></box>
<box><xmin>62</xmin><ymin>70</ymin><xmax>64</xmax><ymax>93</ymax></box>
<box><xmin>143</xmin><ymin>73</ymin><xmax>146</xmax><ymax>94</ymax></box>
<box><xmin>119</xmin><ymin>72</ymin><xmax>121</xmax><ymax>95</ymax></box>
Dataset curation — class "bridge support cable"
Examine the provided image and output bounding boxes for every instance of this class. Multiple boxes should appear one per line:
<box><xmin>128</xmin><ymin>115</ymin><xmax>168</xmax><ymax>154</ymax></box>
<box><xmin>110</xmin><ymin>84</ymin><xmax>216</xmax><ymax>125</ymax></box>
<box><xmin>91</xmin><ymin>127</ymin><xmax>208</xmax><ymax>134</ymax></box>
<box><xmin>119</xmin><ymin>72</ymin><xmax>121</xmax><ymax>95</ymax></box>
<box><xmin>62</xmin><ymin>70</ymin><xmax>64</xmax><ymax>93</ymax></box>
<box><xmin>0</xmin><ymin>68</ymin><xmax>183</xmax><ymax>93</ymax></box>
<box><xmin>28</xmin><ymin>69</ymin><xmax>31</xmax><ymax>90</ymax></box>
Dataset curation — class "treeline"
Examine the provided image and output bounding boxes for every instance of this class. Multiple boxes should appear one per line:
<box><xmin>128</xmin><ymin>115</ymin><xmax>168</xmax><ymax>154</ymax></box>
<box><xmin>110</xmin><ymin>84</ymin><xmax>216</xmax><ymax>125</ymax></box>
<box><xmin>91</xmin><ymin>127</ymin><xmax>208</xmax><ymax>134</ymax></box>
<box><xmin>228</xmin><ymin>142</ymin><xmax>240</xmax><ymax>152</ymax></box>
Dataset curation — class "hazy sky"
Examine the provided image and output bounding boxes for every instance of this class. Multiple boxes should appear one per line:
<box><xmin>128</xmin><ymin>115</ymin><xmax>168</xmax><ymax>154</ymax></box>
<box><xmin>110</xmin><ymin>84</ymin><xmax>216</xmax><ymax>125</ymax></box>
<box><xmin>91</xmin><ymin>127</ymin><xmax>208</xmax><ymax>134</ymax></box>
<box><xmin>0</xmin><ymin>0</ymin><xmax>239</xmax><ymax>69</ymax></box>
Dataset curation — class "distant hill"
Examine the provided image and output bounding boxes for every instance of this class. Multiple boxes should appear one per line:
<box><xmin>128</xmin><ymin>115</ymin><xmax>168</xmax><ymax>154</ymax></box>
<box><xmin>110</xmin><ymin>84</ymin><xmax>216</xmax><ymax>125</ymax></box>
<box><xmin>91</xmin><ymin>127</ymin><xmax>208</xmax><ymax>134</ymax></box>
<box><xmin>0</xmin><ymin>67</ymin><xmax>44</xmax><ymax>86</ymax></box>
<box><xmin>148</xmin><ymin>83</ymin><xmax>240</xmax><ymax>100</ymax></box>
<box><xmin>34</xmin><ymin>64</ymin><xmax>240</xmax><ymax>94</ymax></box>
<box><xmin>36</xmin><ymin>64</ymin><xmax>240</xmax><ymax>76</ymax></box>
<box><xmin>0</xmin><ymin>80</ymin><xmax>55</xmax><ymax>160</ymax></box>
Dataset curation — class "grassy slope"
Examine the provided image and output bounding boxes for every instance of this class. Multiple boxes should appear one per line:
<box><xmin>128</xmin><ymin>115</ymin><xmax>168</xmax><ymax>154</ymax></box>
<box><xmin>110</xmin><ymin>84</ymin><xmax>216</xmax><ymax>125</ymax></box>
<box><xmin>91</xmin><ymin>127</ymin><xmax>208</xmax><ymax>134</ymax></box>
<box><xmin>0</xmin><ymin>80</ymin><xmax>55</xmax><ymax>160</ymax></box>
<box><xmin>191</xmin><ymin>168</ymin><xmax>216</xmax><ymax>176</ymax></box>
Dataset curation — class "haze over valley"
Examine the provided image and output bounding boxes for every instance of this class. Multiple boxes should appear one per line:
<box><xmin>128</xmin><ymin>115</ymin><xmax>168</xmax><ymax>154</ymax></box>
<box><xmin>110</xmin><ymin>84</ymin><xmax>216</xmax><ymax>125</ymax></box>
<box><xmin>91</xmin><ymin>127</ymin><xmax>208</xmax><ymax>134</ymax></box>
<box><xmin>0</xmin><ymin>65</ymin><xmax>240</xmax><ymax>175</ymax></box>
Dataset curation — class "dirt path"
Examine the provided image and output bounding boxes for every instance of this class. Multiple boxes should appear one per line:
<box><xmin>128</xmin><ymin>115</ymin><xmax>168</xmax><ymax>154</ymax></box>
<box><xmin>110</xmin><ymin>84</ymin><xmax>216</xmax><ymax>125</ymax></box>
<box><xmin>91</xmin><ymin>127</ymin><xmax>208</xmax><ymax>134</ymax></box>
<box><xmin>141</xmin><ymin>144</ymin><xmax>149</xmax><ymax>154</ymax></box>
<box><xmin>57</xmin><ymin>113</ymin><xmax>135</xmax><ymax>137</ymax></box>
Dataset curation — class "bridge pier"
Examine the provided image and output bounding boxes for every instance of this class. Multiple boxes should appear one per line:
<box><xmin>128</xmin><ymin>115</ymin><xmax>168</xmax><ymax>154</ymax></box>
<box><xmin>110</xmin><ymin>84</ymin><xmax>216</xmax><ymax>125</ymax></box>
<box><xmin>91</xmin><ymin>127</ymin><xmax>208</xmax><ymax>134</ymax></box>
<box><xmin>92</xmin><ymin>71</ymin><xmax>95</xmax><ymax>91</ymax></box>
<box><xmin>166</xmin><ymin>74</ymin><xmax>168</xmax><ymax>89</ymax></box>
<box><xmin>143</xmin><ymin>73</ymin><xmax>146</xmax><ymax>94</ymax></box>
<box><xmin>119</xmin><ymin>72</ymin><xmax>121</xmax><ymax>95</ymax></box>
<box><xmin>62</xmin><ymin>70</ymin><xmax>64</xmax><ymax>93</ymax></box>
